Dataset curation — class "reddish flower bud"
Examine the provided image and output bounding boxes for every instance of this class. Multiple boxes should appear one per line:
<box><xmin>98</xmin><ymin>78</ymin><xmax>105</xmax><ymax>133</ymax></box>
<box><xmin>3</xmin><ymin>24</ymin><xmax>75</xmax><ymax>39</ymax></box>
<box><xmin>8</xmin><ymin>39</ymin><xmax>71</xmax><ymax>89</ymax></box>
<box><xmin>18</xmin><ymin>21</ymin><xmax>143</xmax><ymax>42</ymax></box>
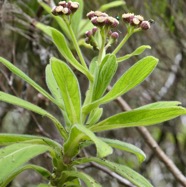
<box><xmin>68</xmin><ymin>1</ymin><xmax>79</xmax><ymax>12</ymax></box>
<box><xmin>58</xmin><ymin>1</ymin><xmax>67</xmax><ymax>7</ymax></box>
<box><xmin>92</xmin><ymin>27</ymin><xmax>98</xmax><ymax>34</ymax></box>
<box><xmin>87</xmin><ymin>11</ymin><xmax>95</xmax><ymax>19</ymax></box>
<box><xmin>122</xmin><ymin>13</ymin><xmax>134</xmax><ymax>23</ymax></box>
<box><xmin>96</xmin><ymin>16</ymin><xmax>107</xmax><ymax>26</ymax></box>
<box><xmin>140</xmin><ymin>21</ymin><xmax>151</xmax><ymax>30</ymax></box>
<box><xmin>111</xmin><ymin>32</ymin><xmax>119</xmax><ymax>39</ymax></box>
<box><xmin>85</xmin><ymin>30</ymin><xmax>92</xmax><ymax>37</ymax></box>
<box><xmin>91</xmin><ymin>16</ymin><xmax>98</xmax><ymax>25</ymax></box>
<box><xmin>52</xmin><ymin>6</ymin><xmax>64</xmax><ymax>15</ymax></box>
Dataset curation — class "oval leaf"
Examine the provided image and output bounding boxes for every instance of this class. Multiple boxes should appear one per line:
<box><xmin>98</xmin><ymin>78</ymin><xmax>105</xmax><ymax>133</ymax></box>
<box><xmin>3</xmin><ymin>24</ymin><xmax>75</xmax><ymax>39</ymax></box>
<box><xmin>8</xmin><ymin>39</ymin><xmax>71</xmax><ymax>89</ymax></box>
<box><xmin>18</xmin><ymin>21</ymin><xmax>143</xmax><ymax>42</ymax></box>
<box><xmin>51</xmin><ymin>57</ymin><xmax>81</xmax><ymax>125</ymax></box>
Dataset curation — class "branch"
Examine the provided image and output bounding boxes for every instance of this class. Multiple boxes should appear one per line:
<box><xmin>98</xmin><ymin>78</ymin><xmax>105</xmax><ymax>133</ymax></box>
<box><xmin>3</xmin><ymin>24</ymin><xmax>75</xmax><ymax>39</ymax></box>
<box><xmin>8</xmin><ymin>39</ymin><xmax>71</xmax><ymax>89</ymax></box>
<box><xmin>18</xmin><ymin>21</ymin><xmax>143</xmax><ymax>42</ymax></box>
<box><xmin>81</xmin><ymin>150</ymin><xmax>136</xmax><ymax>187</ymax></box>
<box><xmin>114</xmin><ymin>92</ymin><xmax>186</xmax><ymax>186</ymax></box>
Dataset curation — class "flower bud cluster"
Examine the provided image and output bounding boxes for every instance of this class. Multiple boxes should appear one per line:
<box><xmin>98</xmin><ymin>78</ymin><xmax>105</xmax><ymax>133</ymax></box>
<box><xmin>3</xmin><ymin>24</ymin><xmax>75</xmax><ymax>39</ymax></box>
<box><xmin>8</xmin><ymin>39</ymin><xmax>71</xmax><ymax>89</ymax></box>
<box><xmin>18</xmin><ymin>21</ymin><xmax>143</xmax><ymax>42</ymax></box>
<box><xmin>85</xmin><ymin>27</ymin><xmax>98</xmax><ymax>49</ymax></box>
<box><xmin>52</xmin><ymin>1</ymin><xmax>79</xmax><ymax>16</ymax></box>
<box><xmin>122</xmin><ymin>13</ymin><xmax>151</xmax><ymax>30</ymax></box>
<box><xmin>87</xmin><ymin>11</ymin><xmax>119</xmax><ymax>28</ymax></box>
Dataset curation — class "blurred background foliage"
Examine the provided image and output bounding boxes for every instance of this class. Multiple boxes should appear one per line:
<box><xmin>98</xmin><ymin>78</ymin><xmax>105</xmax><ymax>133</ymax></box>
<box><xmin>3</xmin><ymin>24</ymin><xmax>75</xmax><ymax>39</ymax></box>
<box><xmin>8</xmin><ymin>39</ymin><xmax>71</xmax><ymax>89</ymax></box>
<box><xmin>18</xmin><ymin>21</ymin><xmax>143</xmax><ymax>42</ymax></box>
<box><xmin>0</xmin><ymin>0</ymin><xmax>186</xmax><ymax>186</ymax></box>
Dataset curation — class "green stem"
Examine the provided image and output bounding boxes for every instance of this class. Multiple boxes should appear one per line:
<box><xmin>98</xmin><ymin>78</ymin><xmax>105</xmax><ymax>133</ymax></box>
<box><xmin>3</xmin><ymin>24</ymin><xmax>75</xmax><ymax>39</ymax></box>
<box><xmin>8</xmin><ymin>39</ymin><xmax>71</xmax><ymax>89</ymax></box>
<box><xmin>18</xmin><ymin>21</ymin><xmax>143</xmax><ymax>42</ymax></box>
<box><xmin>112</xmin><ymin>30</ymin><xmax>133</xmax><ymax>55</ymax></box>
<box><xmin>98</xmin><ymin>28</ymin><xmax>106</xmax><ymax>64</ymax></box>
<box><xmin>66</xmin><ymin>19</ymin><xmax>88</xmax><ymax>69</ymax></box>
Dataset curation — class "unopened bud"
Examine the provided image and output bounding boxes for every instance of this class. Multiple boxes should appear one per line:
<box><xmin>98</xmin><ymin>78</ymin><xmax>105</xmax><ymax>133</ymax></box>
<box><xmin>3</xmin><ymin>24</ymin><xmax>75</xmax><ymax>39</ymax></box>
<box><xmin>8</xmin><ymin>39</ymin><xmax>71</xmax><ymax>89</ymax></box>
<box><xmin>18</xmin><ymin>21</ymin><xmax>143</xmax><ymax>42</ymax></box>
<box><xmin>91</xmin><ymin>17</ymin><xmax>98</xmax><ymax>25</ymax></box>
<box><xmin>68</xmin><ymin>1</ymin><xmax>79</xmax><ymax>12</ymax></box>
<box><xmin>92</xmin><ymin>27</ymin><xmax>98</xmax><ymax>34</ymax></box>
<box><xmin>58</xmin><ymin>1</ymin><xmax>67</xmax><ymax>7</ymax></box>
<box><xmin>122</xmin><ymin>13</ymin><xmax>134</xmax><ymax>23</ymax></box>
<box><xmin>111</xmin><ymin>32</ymin><xmax>119</xmax><ymax>39</ymax></box>
<box><xmin>140</xmin><ymin>21</ymin><xmax>151</xmax><ymax>30</ymax></box>
<box><xmin>62</xmin><ymin>7</ymin><xmax>70</xmax><ymax>15</ymax></box>
<box><xmin>131</xmin><ymin>17</ymin><xmax>140</xmax><ymax>26</ymax></box>
<box><xmin>52</xmin><ymin>6</ymin><xmax>64</xmax><ymax>15</ymax></box>
<box><xmin>85</xmin><ymin>30</ymin><xmax>92</xmax><ymax>37</ymax></box>
<box><xmin>96</xmin><ymin>16</ymin><xmax>107</xmax><ymax>26</ymax></box>
<box><xmin>87</xmin><ymin>11</ymin><xmax>95</xmax><ymax>19</ymax></box>
<box><xmin>106</xmin><ymin>17</ymin><xmax>119</xmax><ymax>28</ymax></box>
<box><xmin>135</xmin><ymin>15</ymin><xmax>144</xmax><ymax>22</ymax></box>
<box><xmin>94</xmin><ymin>11</ymin><xmax>107</xmax><ymax>17</ymax></box>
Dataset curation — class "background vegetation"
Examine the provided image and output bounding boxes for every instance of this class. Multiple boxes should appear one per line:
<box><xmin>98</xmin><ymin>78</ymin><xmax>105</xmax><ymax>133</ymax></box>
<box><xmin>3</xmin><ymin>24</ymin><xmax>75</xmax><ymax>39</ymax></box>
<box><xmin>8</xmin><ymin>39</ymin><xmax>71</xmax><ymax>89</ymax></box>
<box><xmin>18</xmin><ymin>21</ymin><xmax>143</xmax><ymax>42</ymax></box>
<box><xmin>0</xmin><ymin>0</ymin><xmax>186</xmax><ymax>186</ymax></box>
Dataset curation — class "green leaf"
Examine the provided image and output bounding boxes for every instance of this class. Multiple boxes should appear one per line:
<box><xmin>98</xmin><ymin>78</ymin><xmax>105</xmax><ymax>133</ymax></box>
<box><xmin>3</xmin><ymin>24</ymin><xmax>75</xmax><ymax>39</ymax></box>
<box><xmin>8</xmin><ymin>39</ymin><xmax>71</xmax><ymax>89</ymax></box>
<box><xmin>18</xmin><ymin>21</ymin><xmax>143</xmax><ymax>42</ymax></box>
<box><xmin>101</xmin><ymin>138</ymin><xmax>146</xmax><ymax>163</ymax></box>
<box><xmin>1</xmin><ymin>164</ymin><xmax>50</xmax><ymax>187</ymax></box>
<box><xmin>0</xmin><ymin>92</ymin><xmax>67</xmax><ymax>139</ymax></box>
<box><xmin>73</xmin><ymin>157</ymin><xmax>153</xmax><ymax>187</ymax></box>
<box><xmin>86</xmin><ymin>107</ymin><xmax>103</xmax><ymax>126</ymax></box>
<box><xmin>34</xmin><ymin>21</ymin><xmax>52</xmax><ymax>37</ymax></box>
<box><xmin>50</xmin><ymin>28</ymin><xmax>93</xmax><ymax>81</ymax></box>
<box><xmin>137</xmin><ymin>101</ymin><xmax>182</xmax><ymax>110</ymax></box>
<box><xmin>83</xmin><ymin>56</ymin><xmax>158</xmax><ymax>114</ymax></box>
<box><xmin>51</xmin><ymin>57</ymin><xmax>81</xmax><ymax>125</ymax></box>
<box><xmin>0</xmin><ymin>134</ymin><xmax>62</xmax><ymax>153</ymax></box>
<box><xmin>92</xmin><ymin>54</ymin><xmax>117</xmax><ymax>101</ymax></box>
<box><xmin>0</xmin><ymin>143</ymin><xmax>51</xmax><ymax>186</ymax></box>
<box><xmin>99</xmin><ymin>0</ymin><xmax>126</xmax><ymax>11</ymax></box>
<box><xmin>64</xmin><ymin>124</ymin><xmax>112</xmax><ymax>158</ymax></box>
<box><xmin>63</xmin><ymin>171</ymin><xmax>101</xmax><ymax>187</ymax></box>
<box><xmin>90</xmin><ymin>106</ymin><xmax>186</xmax><ymax>132</ymax></box>
<box><xmin>45</xmin><ymin>64</ymin><xmax>64</xmax><ymax>109</ymax></box>
<box><xmin>117</xmin><ymin>45</ymin><xmax>151</xmax><ymax>63</ymax></box>
<box><xmin>71</xmin><ymin>0</ymin><xmax>84</xmax><ymax>38</ymax></box>
<box><xmin>0</xmin><ymin>57</ymin><xmax>61</xmax><ymax>108</ymax></box>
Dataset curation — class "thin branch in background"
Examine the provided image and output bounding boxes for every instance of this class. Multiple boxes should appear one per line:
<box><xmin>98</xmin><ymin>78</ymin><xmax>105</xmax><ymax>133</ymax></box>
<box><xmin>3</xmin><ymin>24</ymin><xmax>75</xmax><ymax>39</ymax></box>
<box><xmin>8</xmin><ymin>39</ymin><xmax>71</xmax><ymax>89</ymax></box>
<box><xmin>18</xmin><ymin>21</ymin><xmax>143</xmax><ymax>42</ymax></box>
<box><xmin>111</xmin><ymin>88</ymin><xmax>186</xmax><ymax>186</ymax></box>
<box><xmin>0</xmin><ymin>69</ymin><xmax>18</xmax><ymax>96</ymax></box>
<box><xmin>81</xmin><ymin>150</ymin><xmax>136</xmax><ymax>187</ymax></box>
<box><xmin>90</xmin><ymin>161</ymin><xmax>136</xmax><ymax>187</ymax></box>
<box><xmin>157</xmin><ymin>53</ymin><xmax>182</xmax><ymax>100</ymax></box>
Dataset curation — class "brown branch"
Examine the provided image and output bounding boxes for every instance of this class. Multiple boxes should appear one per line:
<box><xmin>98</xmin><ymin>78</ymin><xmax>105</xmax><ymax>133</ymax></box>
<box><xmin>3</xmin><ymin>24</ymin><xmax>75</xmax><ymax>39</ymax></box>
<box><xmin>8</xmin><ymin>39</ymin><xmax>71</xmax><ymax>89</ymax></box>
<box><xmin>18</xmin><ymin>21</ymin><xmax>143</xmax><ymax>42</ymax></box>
<box><xmin>114</xmin><ymin>93</ymin><xmax>186</xmax><ymax>186</ymax></box>
<box><xmin>81</xmin><ymin>150</ymin><xmax>136</xmax><ymax>187</ymax></box>
<box><xmin>90</xmin><ymin>161</ymin><xmax>136</xmax><ymax>187</ymax></box>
